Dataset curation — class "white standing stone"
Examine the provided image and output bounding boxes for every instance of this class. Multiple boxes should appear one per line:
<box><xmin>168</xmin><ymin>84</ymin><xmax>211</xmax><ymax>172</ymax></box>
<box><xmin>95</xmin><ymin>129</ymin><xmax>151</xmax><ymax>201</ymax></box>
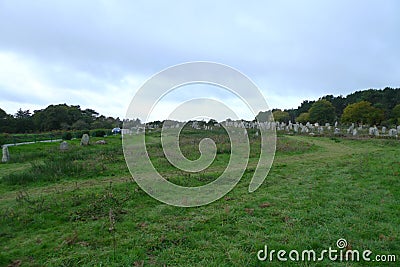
<box><xmin>369</xmin><ymin>126</ymin><xmax>379</xmax><ymax>136</ymax></box>
<box><xmin>80</xmin><ymin>134</ymin><xmax>90</xmax><ymax>146</ymax></box>
<box><xmin>388</xmin><ymin>129</ymin><xmax>397</xmax><ymax>137</ymax></box>
<box><xmin>369</xmin><ymin>127</ymin><xmax>374</xmax><ymax>135</ymax></box>
<box><xmin>2</xmin><ymin>146</ymin><xmax>10</xmax><ymax>162</ymax></box>
<box><xmin>60</xmin><ymin>141</ymin><xmax>69</xmax><ymax>151</ymax></box>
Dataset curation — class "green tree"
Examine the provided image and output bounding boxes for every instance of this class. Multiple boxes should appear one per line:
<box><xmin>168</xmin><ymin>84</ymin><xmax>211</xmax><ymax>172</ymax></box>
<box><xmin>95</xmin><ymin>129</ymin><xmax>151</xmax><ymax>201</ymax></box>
<box><xmin>15</xmin><ymin>108</ymin><xmax>31</xmax><ymax>119</ymax></box>
<box><xmin>272</xmin><ymin>109</ymin><xmax>290</xmax><ymax>123</ymax></box>
<box><xmin>72</xmin><ymin>119</ymin><xmax>90</xmax><ymax>130</ymax></box>
<box><xmin>296</xmin><ymin>100</ymin><xmax>315</xmax><ymax>117</ymax></box>
<box><xmin>0</xmin><ymin>108</ymin><xmax>7</xmax><ymax>119</ymax></box>
<box><xmin>308</xmin><ymin>100</ymin><xmax>336</xmax><ymax>124</ymax></box>
<box><xmin>296</xmin><ymin>112</ymin><xmax>310</xmax><ymax>123</ymax></box>
<box><xmin>341</xmin><ymin>101</ymin><xmax>384</xmax><ymax>125</ymax></box>
<box><xmin>392</xmin><ymin>104</ymin><xmax>400</xmax><ymax>124</ymax></box>
<box><xmin>0</xmin><ymin>108</ymin><xmax>16</xmax><ymax>133</ymax></box>
<box><xmin>14</xmin><ymin>109</ymin><xmax>34</xmax><ymax>133</ymax></box>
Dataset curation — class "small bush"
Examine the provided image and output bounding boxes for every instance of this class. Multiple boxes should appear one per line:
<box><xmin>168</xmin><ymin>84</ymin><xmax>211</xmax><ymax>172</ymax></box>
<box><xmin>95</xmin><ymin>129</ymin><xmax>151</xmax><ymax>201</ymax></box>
<box><xmin>73</xmin><ymin>130</ymin><xmax>90</xmax><ymax>139</ymax></box>
<box><xmin>91</xmin><ymin>129</ymin><xmax>106</xmax><ymax>137</ymax></box>
<box><xmin>62</xmin><ymin>132</ymin><xmax>72</xmax><ymax>140</ymax></box>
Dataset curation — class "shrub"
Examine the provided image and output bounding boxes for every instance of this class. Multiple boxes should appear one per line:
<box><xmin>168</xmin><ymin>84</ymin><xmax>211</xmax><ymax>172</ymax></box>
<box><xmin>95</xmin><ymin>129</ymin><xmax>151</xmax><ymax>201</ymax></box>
<box><xmin>73</xmin><ymin>130</ymin><xmax>90</xmax><ymax>139</ymax></box>
<box><xmin>91</xmin><ymin>129</ymin><xmax>106</xmax><ymax>137</ymax></box>
<box><xmin>62</xmin><ymin>132</ymin><xmax>72</xmax><ymax>140</ymax></box>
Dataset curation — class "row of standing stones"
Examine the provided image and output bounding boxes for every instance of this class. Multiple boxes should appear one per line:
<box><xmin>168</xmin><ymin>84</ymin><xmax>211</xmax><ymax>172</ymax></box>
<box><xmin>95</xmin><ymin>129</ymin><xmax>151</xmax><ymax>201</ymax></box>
<box><xmin>1</xmin><ymin>134</ymin><xmax>107</xmax><ymax>163</ymax></box>
<box><xmin>59</xmin><ymin>134</ymin><xmax>107</xmax><ymax>151</ymax></box>
<box><xmin>2</xmin><ymin>123</ymin><xmax>399</xmax><ymax>163</ymax></box>
<box><xmin>189</xmin><ymin>121</ymin><xmax>400</xmax><ymax>138</ymax></box>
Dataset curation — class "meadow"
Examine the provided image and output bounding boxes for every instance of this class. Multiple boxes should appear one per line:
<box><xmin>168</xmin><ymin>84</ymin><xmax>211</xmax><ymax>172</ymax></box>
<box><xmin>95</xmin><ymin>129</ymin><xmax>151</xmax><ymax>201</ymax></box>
<box><xmin>0</xmin><ymin>129</ymin><xmax>399</xmax><ymax>266</ymax></box>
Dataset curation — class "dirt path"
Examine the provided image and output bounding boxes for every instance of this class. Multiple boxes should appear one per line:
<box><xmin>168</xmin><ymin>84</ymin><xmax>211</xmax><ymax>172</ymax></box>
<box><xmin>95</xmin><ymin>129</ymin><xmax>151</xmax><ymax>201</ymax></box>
<box><xmin>276</xmin><ymin>135</ymin><xmax>378</xmax><ymax>164</ymax></box>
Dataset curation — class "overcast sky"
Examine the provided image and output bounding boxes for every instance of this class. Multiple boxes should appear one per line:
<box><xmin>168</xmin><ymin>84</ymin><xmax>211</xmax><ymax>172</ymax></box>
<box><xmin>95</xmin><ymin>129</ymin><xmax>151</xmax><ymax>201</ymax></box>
<box><xmin>0</xmin><ymin>0</ymin><xmax>399</xmax><ymax>121</ymax></box>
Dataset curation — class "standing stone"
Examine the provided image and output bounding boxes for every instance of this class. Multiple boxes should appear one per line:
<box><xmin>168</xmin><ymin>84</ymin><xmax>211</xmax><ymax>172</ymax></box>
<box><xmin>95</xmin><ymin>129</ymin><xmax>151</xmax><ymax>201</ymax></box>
<box><xmin>388</xmin><ymin>129</ymin><xmax>397</xmax><ymax>137</ymax></box>
<box><xmin>369</xmin><ymin>126</ymin><xmax>379</xmax><ymax>136</ymax></box>
<box><xmin>347</xmin><ymin>124</ymin><xmax>354</xmax><ymax>134</ymax></box>
<box><xmin>60</xmin><ymin>141</ymin><xmax>69</xmax><ymax>151</ymax></box>
<box><xmin>301</xmin><ymin>126</ymin><xmax>308</xmax><ymax>133</ymax></box>
<box><xmin>80</xmin><ymin>134</ymin><xmax>90</xmax><ymax>146</ymax></box>
<box><xmin>374</xmin><ymin>127</ymin><xmax>379</xmax><ymax>136</ymax></box>
<box><xmin>369</xmin><ymin>127</ymin><xmax>374</xmax><ymax>135</ymax></box>
<box><xmin>2</xmin><ymin>146</ymin><xmax>9</xmax><ymax>163</ymax></box>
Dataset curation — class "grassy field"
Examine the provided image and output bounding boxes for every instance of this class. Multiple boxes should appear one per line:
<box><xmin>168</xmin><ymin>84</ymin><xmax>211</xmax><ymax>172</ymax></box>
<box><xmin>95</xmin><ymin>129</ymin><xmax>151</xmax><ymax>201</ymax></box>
<box><xmin>0</xmin><ymin>130</ymin><xmax>399</xmax><ymax>266</ymax></box>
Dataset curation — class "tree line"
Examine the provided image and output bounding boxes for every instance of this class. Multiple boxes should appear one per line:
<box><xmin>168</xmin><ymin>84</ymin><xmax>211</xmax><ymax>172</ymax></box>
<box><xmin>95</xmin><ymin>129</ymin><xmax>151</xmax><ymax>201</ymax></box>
<box><xmin>1</xmin><ymin>87</ymin><xmax>399</xmax><ymax>134</ymax></box>
<box><xmin>260</xmin><ymin>87</ymin><xmax>400</xmax><ymax>126</ymax></box>
<box><xmin>0</xmin><ymin>104</ymin><xmax>122</xmax><ymax>133</ymax></box>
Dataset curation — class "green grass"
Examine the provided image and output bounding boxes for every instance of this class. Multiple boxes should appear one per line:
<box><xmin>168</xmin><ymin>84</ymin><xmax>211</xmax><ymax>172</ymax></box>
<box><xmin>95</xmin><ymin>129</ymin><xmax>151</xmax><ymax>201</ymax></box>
<box><xmin>0</xmin><ymin>132</ymin><xmax>399</xmax><ymax>266</ymax></box>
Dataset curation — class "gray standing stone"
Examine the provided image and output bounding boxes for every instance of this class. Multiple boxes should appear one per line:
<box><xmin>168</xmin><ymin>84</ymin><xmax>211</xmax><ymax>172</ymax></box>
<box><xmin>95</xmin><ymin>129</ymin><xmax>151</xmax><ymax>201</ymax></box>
<box><xmin>347</xmin><ymin>124</ymin><xmax>354</xmax><ymax>134</ymax></box>
<box><xmin>80</xmin><ymin>134</ymin><xmax>90</xmax><ymax>146</ymax></box>
<box><xmin>369</xmin><ymin>127</ymin><xmax>374</xmax><ymax>135</ymax></box>
<box><xmin>2</xmin><ymin>146</ymin><xmax>9</xmax><ymax>163</ymax></box>
<box><xmin>369</xmin><ymin>126</ymin><xmax>379</xmax><ymax>136</ymax></box>
<box><xmin>60</xmin><ymin>141</ymin><xmax>69</xmax><ymax>151</ymax></box>
<box><xmin>388</xmin><ymin>129</ymin><xmax>397</xmax><ymax>137</ymax></box>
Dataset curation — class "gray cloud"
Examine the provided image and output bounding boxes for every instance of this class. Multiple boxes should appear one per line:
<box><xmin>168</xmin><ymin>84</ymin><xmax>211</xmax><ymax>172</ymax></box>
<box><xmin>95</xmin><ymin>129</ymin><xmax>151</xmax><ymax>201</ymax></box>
<box><xmin>0</xmin><ymin>0</ymin><xmax>399</xmax><ymax>118</ymax></box>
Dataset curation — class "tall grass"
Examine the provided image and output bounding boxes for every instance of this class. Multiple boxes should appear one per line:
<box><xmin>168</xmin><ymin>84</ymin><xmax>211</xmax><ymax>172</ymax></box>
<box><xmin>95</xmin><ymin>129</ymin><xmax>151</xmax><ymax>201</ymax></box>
<box><xmin>2</xmin><ymin>142</ymin><xmax>124</xmax><ymax>185</ymax></box>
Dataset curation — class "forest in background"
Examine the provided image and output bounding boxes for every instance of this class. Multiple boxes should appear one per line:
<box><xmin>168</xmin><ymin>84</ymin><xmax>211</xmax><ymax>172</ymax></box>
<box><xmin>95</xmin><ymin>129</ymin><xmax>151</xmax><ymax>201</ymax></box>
<box><xmin>1</xmin><ymin>87</ymin><xmax>400</xmax><ymax>134</ymax></box>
